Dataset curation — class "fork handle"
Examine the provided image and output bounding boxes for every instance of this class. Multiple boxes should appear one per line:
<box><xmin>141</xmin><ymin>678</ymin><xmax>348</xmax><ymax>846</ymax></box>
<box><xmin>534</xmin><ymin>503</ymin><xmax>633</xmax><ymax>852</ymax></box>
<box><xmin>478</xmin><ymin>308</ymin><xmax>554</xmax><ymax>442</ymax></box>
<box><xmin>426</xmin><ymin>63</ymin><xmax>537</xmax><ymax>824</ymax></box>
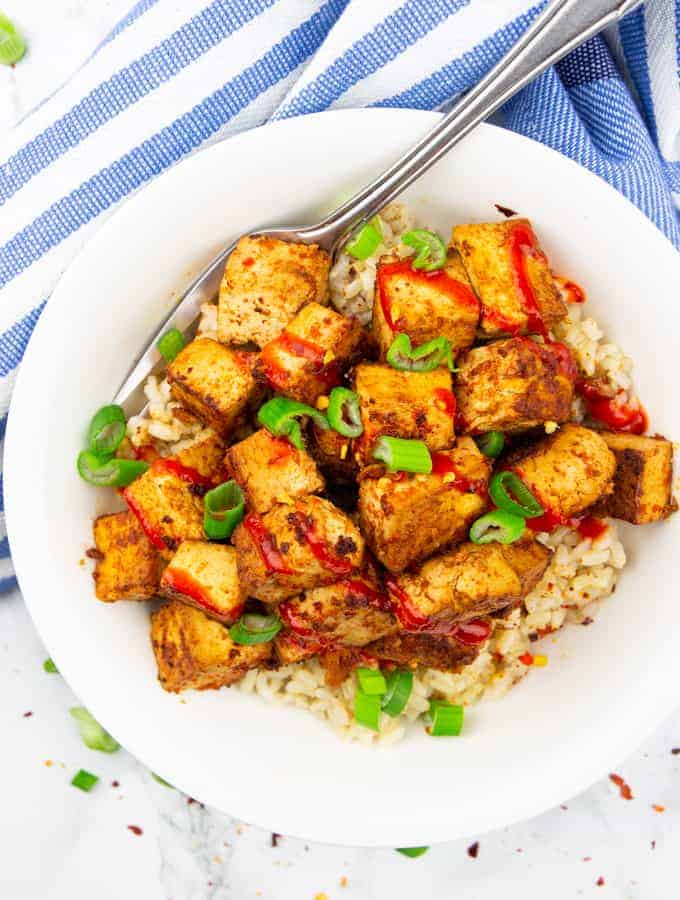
<box><xmin>300</xmin><ymin>0</ymin><xmax>639</xmax><ymax>248</ymax></box>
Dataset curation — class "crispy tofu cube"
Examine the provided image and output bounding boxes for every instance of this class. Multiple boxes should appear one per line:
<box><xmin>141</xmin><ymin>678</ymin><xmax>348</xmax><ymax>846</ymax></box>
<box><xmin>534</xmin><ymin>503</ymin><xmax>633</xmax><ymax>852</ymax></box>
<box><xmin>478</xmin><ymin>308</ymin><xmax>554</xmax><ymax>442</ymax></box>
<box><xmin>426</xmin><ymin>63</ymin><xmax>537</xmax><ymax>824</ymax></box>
<box><xmin>122</xmin><ymin>459</ymin><xmax>204</xmax><ymax>555</ymax></box>
<box><xmin>359</xmin><ymin>437</ymin><xmax>490</xmax><ymax>572</ymax></box>
<box><xmin>174</xmin><ymin>428</ymin><xmax>226</xmax><ymax>481</ymax></box>
<box><xmin>455</xmin><ymin>337</ymin><xmax>575</xmax><ymax>434</ymax></box>
<box><xmin>274</xmin><ymin>632</ymin><xmax>320</xmax><ymax>665</ymax></box>
<box><xmin>308</xmin><ymin>421</ymin><xmax>357</xmax><ymax>482</ymax></box>
<box><xmin>218</xmin><ymin>236</ymin><xmax>330</xmax><ymax>347</ymax></box>
<box><xmin>166</xmin><ymin>338</ymin><xmax>257</xmax><ymax>436</ymax></box>
<box><xmin>352</xmin><ymin>363</ymin><xmax>455</xmax><ymax>466</ymax></box>
<box><xmin>507</xmin><ymin>423</ymin><xmax>617</xmax><ymax>520</ymax></box>
<box><xmin>151</xmin><ymin>601</ymin><xmax>271</xmax><ymax>692</ymax></box>
<box><xmin>366</xmin><ymin>631</ymin><xmax>479</xmax><ymax>674</ymax></box>
<box><xmin>318</xmin><ymin>646</ymin><xmax>367</xmax><ymax>688</ymax></box>
<box><xmin>91</xmin><ymin>511</ymin><xmax>162</xmax><ymax>602</ymax></box>
<box><xmin>593</xmin><ymin>432</ymin><xmax>676</xmax><ymax>524</ymax></box>
<box><xmin>160</xmin><ymin>541</ymin><xmax>244</xmax><ymax>624</ymax></box>
<box><xmin>452</xmin><ymin>219</ymin><xmax>567</xmax><ymax>339</ymax></box>
<box><xmin>231</xmin><ymin>495</ymin><xmax>365</xmax><ymax>603</ymax></box>
<box><xmin>225</xmin><ymin>428</ymin><xmax>325</xmax><ymax>514</ymax></box>
<box><xmin>257</xmin><ymin>302</ymin><xmax>364</xmax><ymax>404</ymax></box>
<box><xmin>372</xmin><ymin>251</ymin><xmax>479</xmax><ymax>358</ymax></box>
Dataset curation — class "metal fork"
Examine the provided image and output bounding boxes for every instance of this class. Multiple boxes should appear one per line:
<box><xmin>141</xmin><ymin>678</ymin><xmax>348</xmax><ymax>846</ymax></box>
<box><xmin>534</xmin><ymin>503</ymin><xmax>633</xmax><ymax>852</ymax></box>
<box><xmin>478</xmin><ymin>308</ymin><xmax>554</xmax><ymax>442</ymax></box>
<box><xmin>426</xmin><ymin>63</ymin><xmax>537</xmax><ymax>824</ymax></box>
<box><xmin>114</xmin><ymin>0</ymin><xmax>641</xmax><ymax>407</ymax></box>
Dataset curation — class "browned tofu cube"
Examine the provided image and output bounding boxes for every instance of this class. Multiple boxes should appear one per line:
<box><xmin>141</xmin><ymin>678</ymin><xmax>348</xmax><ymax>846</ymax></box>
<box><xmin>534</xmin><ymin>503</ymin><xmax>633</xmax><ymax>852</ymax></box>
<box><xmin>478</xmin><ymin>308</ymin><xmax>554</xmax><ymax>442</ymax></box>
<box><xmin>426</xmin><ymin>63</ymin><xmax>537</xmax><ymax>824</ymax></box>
<box><xmin>274</xmin><ymin>632</ymin><xmax>320</xmax><ymax>665</ymax></box>
<box><xmin>166</xmin><ymin>338</ymin><xmax>258</xmax><ymax>436</ymax></box>
<box><xmin>455</xmin><ymin>337</ymin><xmax>575</xmax><ymax>434</ymax></box>
<box><xmin>358</xmin><ymin>437</ymin><xmax>490</xmax><ymax>572</ymax></box>
<box><xmin>122</xmin><ymin>459</ymin><xmax>204</xmax><ymax>555</ymax></box>
<box><xmin>372</xmin><ymin>251</ymin><xmax>479</xmax><ymax>358</ymax></box>
<box><xmin>225</xmin><ymin>428</ymin><xmax>324</xmax><ymax>514</ymax></box>
<box><xmin>352</xmin><ymin>363</ymin><xmax>455</xmax><ymax>466</ymax></box>
<box><xmin>174</xmin><ymin>428</ymin><xmax>227</xmax><ymax>481</ymax></box>
<box><xmin>452</xmin><ymin>219</ymin><xmax>567</xmax><ymax>339</ymax></box>
<box><xmin>318</xmin><ymin>646</ymin><xmax>367</xmax><ymax>688</ymax></box>
<box><xmin>366</xmin><ymin>631</ymin><xmax>479</xmax><ymax>674</ymax></box>
<box><xmin>593</xmin><ymin>432</ymin><xmax>676</xmax><ymax>524</ymax></box>
<box><xmin>218</xmin><ymin>236</ymin><xmax>330</xmax><ymax>348</ymax></box>
<box><xmin>151</xmin><ymin>600</ymin><xmax>271</xmax><ymax>692</ymax></box>
<box><xmin>231</xmin><ymin>495</ymin><xmax>365</xmax><ymax>603</ymax></box>
<box><xmin>507</xmin><ymin>423</ymin><xmax>617</xmax><ymax>522</ymax></box>
<box><xmin>160</xmin><ymin>541</ymin><xmax>244</xmax><ymax>624</ymax></box>
<box><xmin>91</xmin><ymin>511</ymin><xmax>162</xmax><ymax>602</ymax></box>
<box><xmin>308</xmin><ymin>421</ymin><xmax>357</xmax><ymax>482</ymax></box>
<box><xmin>257</xmin><ymin>302</ymin><xmax>364</xmax><ymax>404</ymax></box>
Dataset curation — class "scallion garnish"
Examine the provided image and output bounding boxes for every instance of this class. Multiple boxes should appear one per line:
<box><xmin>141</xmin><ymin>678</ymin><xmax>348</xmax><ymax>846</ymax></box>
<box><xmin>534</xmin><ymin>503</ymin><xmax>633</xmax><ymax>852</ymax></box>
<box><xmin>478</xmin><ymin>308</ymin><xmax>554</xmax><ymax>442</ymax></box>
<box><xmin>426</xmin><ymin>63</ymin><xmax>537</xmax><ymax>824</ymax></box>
<box><xmin>87</xmin><ymin>404</ymin><xmax>127</xmax><ymax>457</ymax></box>
<box><xmin>70</xmin><ymin>707</ymin><xmax>120</xmax><ymax>753</ymax></box>
<box><xmin>474</xmin><ymin>431</ymin><xmax>505</xmax><ymax>458</ymax></box>
<box><xmin>426</xmin><ymin>700</ymin><xmax>464</xmax><ymax>737</ymax></box>
<box><xmin>469</xmin><ymin>509</ymin><xmax>525</xmax><ymax>545</ymax></box>
<box><xmin>257</xmin><ymin>396</ymin><xmax>328</xmax><ymax>450</ymax></box>
<box><xmin>356</xmin><ymin>667</ymin><xmax>387</xmax><ymax>696</ymax></box>
<box><xmin>43</xmin><ymin>658</ymin><xmax>59</xmax><ymax>674</ymax></box>
<box><xmin>151</xmin><ymin>772</ymin><xmax>174</xmax><ymax>789</ymax></box>
<box><xmin>229</xmin><ymin>613</ymin><xmax>281</xmax><ymax>645</ymax></box>
<box><xmin>381</xmin><ymin>670</ymin><xmax>413</xmax><ymax>717</ymax></box>
<box><xmin>327</xmin><ymin>387</ymin><xmax>363</xmax><ymax>438</ymax></box>
<box><xmin>0</xmin><ymin>14</ymin><xmax>26</xmax><ymax>66</ymax></box>
<box><xmin>372</xmin><ymin>436</ymin><xmax>432</xmax><ymax>474</ymax></box>
<box><xmin>354</xmin><ymin>689</ymin><xmax>381</xmax><ymax>731</ymax></box>
<box><xmin>401</xmin><ymin>228</ymin><xmax>447</xmax><ymax>271</ymax></box>
<box><xmin>488</xmin><ymin>471</ymin><xmax>543</xmax><ymax>518</ymax></box>
<box><xmin>396</xmin><ymin>847</ymin><xmax>429</xmax><ymax>858</ymax></box>
<box><xmin>345</xmin><ymin>217</ymin><xmax>382</xmax><ymax>260</ymax></box>
<box><xmin>386</xmin><ymin>334</ymin><xmax>455</xmax><ymax>373</ymax></box>
<box><xmin>156</xmin><ymin>327</ymin><xmax>185</xmax><ymax>363</ymax></box>
<box><xmin>71</xmin><ymin>768</ymin><xmax>99</xmax><ymax>792</ymax></box>
<box><xmin>203</xmin><ymin>480</ymin><xmax>244</xmax><ymax>540</ymax></box>
<box><xmin>77</xmin><ymin>452</ymin><xmax>149</xmax><ymax>487</ymax></box>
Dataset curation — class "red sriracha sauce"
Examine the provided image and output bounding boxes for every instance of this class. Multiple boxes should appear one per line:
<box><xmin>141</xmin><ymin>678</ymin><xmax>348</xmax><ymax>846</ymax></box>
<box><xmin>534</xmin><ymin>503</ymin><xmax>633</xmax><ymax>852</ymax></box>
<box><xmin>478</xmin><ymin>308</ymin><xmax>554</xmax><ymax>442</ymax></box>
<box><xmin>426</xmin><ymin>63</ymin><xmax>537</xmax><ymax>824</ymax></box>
<box><xmin>122</xmin><ymin>489</ymin><xmax>167</xmax><ymax>550</ymax></box>
<box><xmin>152</xmin><ymin>458</ymin><xmax>213</xmax><ymax>488</ymax></box>
<box><xmin>576</xmin><ymin>379</ymin><xmax>647</xmax><ymax>434</ymax></box>
<box><xmin>508</xmin><ymin>222</ymin><xmax>549</xmax><ymax>340</ymax></box>
<box><xmin>133</xmin><ymin>444</ymin><xmax>160</xmax><ymax>464</ymax></box>
<box><xmin>243</xmin><ymin>513</ymin><xmax>295</xmax><ymax>575</ymax></box>
<box><xmin>433</xmin><ymin>387</ymin><xmax>456</xmax><ymax>418</ymax></box>
<box><xmin>450</xmin><ymin>619</ymin><xmax>492</xmax><ymax>646</ymax></box>
<box><xmin>278</xmin><ymin>599</ymin><xmax>314</xmax><ymax>637</ymax></box>
<box><xmin>289</xmin><ymin>510</ymin><xmax>354</xmax><ymax>576</ymax></box>
<box><xmin>261</xmin><ymin>331</ymin><xmax>341</xmax><ymax>392</ymax></box>
<box><xmin>161</xmin><ymin>567</ymin><xmax>244</xmax><ymax>620</ymax></box>
<box><xmin>577</xmin><ymin>516</ymin><xmax>608</xmax><ymax>541</ymax></box>
<box><xmin>268</xmin><ymin>435</ymin><xmax>297</xmax><ymax>466</ymax></box>
<box><xmin>377</xmin><ymin>259</ymin><xmax>479</xmax><ymax>332</ymax></box>
<box><xmin>554</xmin><ymin>275</ymin><xmax>585</xmax><ymax>304</ymax></box>
<box><xmin>343</xmin><ymin>577</ymin><xmax>393</xmax><ymax>612</ymax></box>
<box><xmin>385</xmin><ymin>577</ymin><xmax>491</xmax><ymax>645</ymax></box>
<box><xmin>516</xmin><ymin>336</ymin><xmax>578</xmax><ymax>382</ymax></box>
<box><xmin>242</xmin><ymin>257</ymin><xmax>255</xmax><ymax>268</ymax></box>
<box><xmin>431</xmin><ymin>452</ymin><xmax>487</xmax><ymax>496</ymax></box>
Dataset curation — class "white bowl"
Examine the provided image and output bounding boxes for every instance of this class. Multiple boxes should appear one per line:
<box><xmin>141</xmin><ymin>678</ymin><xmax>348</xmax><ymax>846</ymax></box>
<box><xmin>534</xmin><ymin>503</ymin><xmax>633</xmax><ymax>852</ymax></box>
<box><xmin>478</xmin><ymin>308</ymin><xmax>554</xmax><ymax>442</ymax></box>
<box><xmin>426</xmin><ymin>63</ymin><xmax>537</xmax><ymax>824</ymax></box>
<box><xmin>6</xmin><ymin>109</ymin><xmax>680</xmax><ymax>847</ymax></box>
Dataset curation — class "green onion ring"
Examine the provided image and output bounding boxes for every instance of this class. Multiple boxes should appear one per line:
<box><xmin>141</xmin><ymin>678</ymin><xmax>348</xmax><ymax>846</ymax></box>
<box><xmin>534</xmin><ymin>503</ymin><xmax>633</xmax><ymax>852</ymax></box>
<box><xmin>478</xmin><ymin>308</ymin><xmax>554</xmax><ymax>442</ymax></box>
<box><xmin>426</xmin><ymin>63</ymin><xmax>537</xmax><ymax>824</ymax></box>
<box><xmin>257</xmin><ymin>396</ymin><xmax>328</xmax><ymax>450</ymax></box>
<box><xmin>156</xmin><ymin>327</ymin><xmax>186</xmax><ymax>363</ymax></box>
<box><xmin>474</xmin><ymin>431</ymin><xmax>505</xmax><ymax>458</ymax></box>
<box><xmin>426</xmin><ymin>700</ymin><xmax>464</xmax><ymax>736</ymax></box>
<box><xmin>354</xmin><ymin>689</ymin><xmax>381</xmax><ymax>731</ymax></box>
<box><xmin>356</xmin><ymin>667</ymin><xmax>387</xmax><ymax>696</ymax></box>
<box><xmin>372</xmin><ymin>436</ymin><xmax>432</xmax><ymax>474</ymax></box>
<box><xmin>327</xmin><ymin>387</ymin><xmax>363</xmax><ymax>438</ymax></box>
<box><xmin>203</xmin><ymin>480</ymin><xmax>245</xmax><ymax>541</ymax></box>
<box><xmin>469</xmin><ymin>509</ymin><xmax>525</xmax><ymax>545</ymax></box>
<box><xmin>345</xmin><ymin>218</ymin><xmax>382</xmax><ymax>260</ymax></box>
<box><xmin>401</xmin><ymin>229</ymin><xmax>447</xmax><ymax>272</ymax></box>
<box><xmin>381</xmin><ymin>670</ymin><xmax>413</xmax><ymax>717</ymax></box>
<box><xmin>87</xmin><ymin>404</ymin><xmax>127</xmax><ymax>457</ymax></box>
<box><xmin>71</xmin><ymin>769</ymin><xmax>99</xmax><ymax>792</ymax></box>
<box><xmin>70</xmin><ymin>707</ymin><xmax>120</xmax><ymax>753</ymax></box>
<box><xmin>77</xmin><ymin>452</ymin><xmax>149</xmax><ymax>488</ymax></box>
<box><xmin>386</xmin><ymin>333</ymin><xmax>456</xmax><ymax>373</ymax></box>
<box><xmin>229</xmin><ymin>613</ymin><xmax>281</xmax><ymax>645</ymax></box>
<box><xmin>0</xmin><ymin>14</ymin><xmax>26</xmax><ymax>66</ymax></box>
<box><xmin>489</xmin><ymin>471</ymin><xmax>543</xmax><ymax>518</ymax></box>
<box><xmin>396</xmin><ymin>847</ymin><xmax>429</xmax><ymax>858</ymax></box>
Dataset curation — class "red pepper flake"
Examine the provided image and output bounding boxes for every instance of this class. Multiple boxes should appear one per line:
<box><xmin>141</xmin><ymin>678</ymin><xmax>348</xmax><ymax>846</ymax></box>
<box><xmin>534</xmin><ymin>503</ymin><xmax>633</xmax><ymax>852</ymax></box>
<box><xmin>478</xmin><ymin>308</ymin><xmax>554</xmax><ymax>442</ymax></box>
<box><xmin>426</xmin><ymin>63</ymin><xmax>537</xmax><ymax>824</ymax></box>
<box><xmin>467</xmin><ymin>841</ymin><xmax>479</xmax><ymax>859</ymax></box>
<box><xmin>651</xmin><ymin>840</ymin><xmax>656</xmax><ymax>850</ymax></box>
<box><xmin>111</xmin><ymin>780</ymin><xmax>120</xmax><ymax>788</ymax></box>
<box><xmin>23</xmin><ymin>711</ymin><xmax>33</xmax><ymax>718</ymax></box>
<box><xmin>671</xmin><ymin>748</ymin><xmax>680</xmax><ymax>755</ymax></box>
<box><xmin>560</xmin><ymin>804</ymin><xmax>568</xmax><ymax>811</ymax></box>
<box><xmin>652</xmin><ymin>804</ymin><xmax>665</xmax><ymax>813</ymax></box>
<box><xmin>127</xmin><ymin>825</ymin><xmax>143</xmax><ymax>836</ymax></box>
<box><xmin>609</xmin><ymin>773</ymin><xmax>634</xmax><ymax>800</ymax></box>
<box><xmin>271</xmin><ymin>832</ymin><xmax>281</xmax><ymax>847</ymax></box>
<box><xmin>596</xmin><ymin>876</ymin><xmax>605</xmax><ymax>887</ymax></box>
<box><xmin>494</xmin><ymin>203</ymin><xmax>517</xmax><ymax>218</ymax></box>
<box><xmin>519</xmin><ymin>652</ymin><xmax>534</xmax><ymax>666</ymax></box>
<box><xmin>583</xmin><ymin>857</ymin><xmax>592</xmax><ymax>862</ymax></box>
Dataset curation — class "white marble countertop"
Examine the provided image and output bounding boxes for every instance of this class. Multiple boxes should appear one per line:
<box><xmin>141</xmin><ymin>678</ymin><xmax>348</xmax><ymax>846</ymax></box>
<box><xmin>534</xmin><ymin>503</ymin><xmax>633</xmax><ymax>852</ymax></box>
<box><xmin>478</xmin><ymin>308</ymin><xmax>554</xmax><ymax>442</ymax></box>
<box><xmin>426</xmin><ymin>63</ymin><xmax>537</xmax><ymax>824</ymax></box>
<box><xmin>1</xmin><ymin>3</ymin><xmax>679</xmax><ymax>898</ymax></box>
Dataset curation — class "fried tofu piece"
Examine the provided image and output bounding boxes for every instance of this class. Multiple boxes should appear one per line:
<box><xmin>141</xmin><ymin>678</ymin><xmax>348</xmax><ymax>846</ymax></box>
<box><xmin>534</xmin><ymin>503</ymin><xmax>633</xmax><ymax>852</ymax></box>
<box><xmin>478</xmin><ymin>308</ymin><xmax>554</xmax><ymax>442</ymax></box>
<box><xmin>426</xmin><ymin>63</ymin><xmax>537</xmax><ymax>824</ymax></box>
<box><xmin>452</xmin><ymin>219</ymin><xmax>567</xmax><ymax>339</ymax></box>
<box><xmin>151</xmin><ymin>601</ymin><xmax>271</xmax><ymax>692</ymax></box>
<box><xmin>160</xmin><ymin>541</ymin><xmax>244</xmax><ymax>624</ymax></box>
<box><xmin>592</xmin><ymin>432</ymin><xmax>675</xmax><ymax>524</ymax></box>
<box><xmin>166</xmin><ymin>338</ymin><xmax>258</xmax><ymax>436</ymax></box>
<box><xmin>352</xmin><ymin>363</ymin><xmax>455</xmax><ymax>465</ymax></box>
<box><xmin>372</xmin><ymin>251</ymin><xmax>479</xmax><ymax>358</ymax></box>
<box><xmin>507</xmin><ymin>423</ymin><xmax>617</xmax><ymax>520</ymax></box>
<box><xmin>232</xmin><ymin>495</ymin><xmax>365</xmax><ymax>603</ymax></box>
<box><xmin>218</xmin><ymin>236</ymin><xmax>330</xmax><ymax>348</ymax></box>
<box><xmin>319</xmin><ymin>646</ymin><xmax>367</xmax><ymax>688</ymax></box>
<box><xmin>257</xmin><ymin>302</ymin><xmax>364</xmax><ymax>404</ymax></box>
<box><xmin>274</xmin><ymin>632</ymin><xmax>320</xmax><ymax>665</ymax></box>
<box><xmin>358</xmin><ymin>437</ymin><xmax>490</xmax><ymax>572</ymax></box>
<box><xmin>308</xmin><ymin>421</ymin><xmax>357</xmax><ymax>482</ymax></box>
<box><xmin>455</xmin><ymin>337</ymin><xmax>574</xmax><ymax>434</ymax></box>
<box><xmin>366</xmin><ymin>631</ymin><xmax>479</xmax><ymax>674</ymax></box>
<box><xmin>225</xmin><ymin>428</ymin><xmax>324</xmax><ymax>514</ymax></box>
<box><xmin>174</xmin><ymin>428</ymin><xmax>226</xmax><ymax>481</ymax></box>
<box><xmin>91</xmin><ymin>511</ymin><xmax>162</xmax><ymax>602</ymax></box>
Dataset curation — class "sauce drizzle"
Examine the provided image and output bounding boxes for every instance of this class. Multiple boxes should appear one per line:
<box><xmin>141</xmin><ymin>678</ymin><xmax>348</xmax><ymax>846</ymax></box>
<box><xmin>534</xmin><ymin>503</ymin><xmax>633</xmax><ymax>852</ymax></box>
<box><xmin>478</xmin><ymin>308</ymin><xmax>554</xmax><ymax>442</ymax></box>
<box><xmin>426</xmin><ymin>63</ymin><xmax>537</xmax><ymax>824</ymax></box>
<box><xmin>243</xmin><ymin>513</ymin><xmax>295</xmax><ymax>575</ymax></box>
<box><xmin>507</xmin><ymin>222</ymin><xmax>549</xmax><ymax>340</ymax></box>
<box><xmin>431</xmin><ymin>452</ymin><xmax>487</xmax><ymax>496</ymax></box>
<box><xmin>377</xmin><ymin>259</ymin><xmax>479</xmax><ymax>332</ymax></box>
<box><xmin>289</xmin><ymin>509</ymin><xmax>354</xmax><ymax>576</ymax></box>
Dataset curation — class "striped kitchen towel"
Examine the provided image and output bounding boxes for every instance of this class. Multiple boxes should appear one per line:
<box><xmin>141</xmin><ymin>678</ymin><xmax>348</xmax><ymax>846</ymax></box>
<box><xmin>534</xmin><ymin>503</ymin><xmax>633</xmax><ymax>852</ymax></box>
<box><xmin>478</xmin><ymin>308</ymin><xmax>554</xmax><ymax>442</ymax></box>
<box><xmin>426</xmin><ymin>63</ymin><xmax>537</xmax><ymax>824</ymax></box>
<box><xmin>0</xmin><ymin>0</ymin><xmax>679</xmax><ymax>590</ymax></box>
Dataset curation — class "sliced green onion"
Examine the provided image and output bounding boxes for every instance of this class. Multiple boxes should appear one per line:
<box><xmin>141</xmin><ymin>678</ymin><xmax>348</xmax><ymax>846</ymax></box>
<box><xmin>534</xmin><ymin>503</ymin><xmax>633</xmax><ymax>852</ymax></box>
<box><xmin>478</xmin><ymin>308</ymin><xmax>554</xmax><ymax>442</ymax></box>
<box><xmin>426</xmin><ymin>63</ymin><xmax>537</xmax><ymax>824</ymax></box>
<box><xmin>87</xmin><ymin>404</ymin><xmax>126</xmax><ymax>457</ymax></box>
<box><xmin>203</xmin><ymin>480</ymin><xmax>244</xmax><ymax>541</ymax></box>
<box><xmin>43</xmin><ymin>658</ymin><xmax>58</xmax><ymax>674</ymax></box>
<box><xmin>373</xmin><ymin>436</ymin><xmax>432</xmax><ymax>474</ymax></box>
<box><xmin>469</xmin><ymin>509</ymin><xmax>525</xmax><ymax>545</ymax></box>
<box><xmin>474</xmin><ymin>431</ymin><xmax>505</xmax><ymax>458</ymax></box>
<box><xmin>356</xmin><ymin>667</ymin><xmax>387</xmax><ymax>696</ymax></box>
<box><xmin>354</xmin><ymin>689</ymin><xmax>381</xmax><ymax>732</ymax></box>
<box><xmin>381</xmin><ymin>670</ymin><xmax>413</xmax><ymax>717</ymax></box>
<box><xmin>71</xmin><ymin>769</ymin><xmax>99</xmax><ymax>792</ymax></box>
<box><xmin>229</xmin><ymin>613</ymin><xmax>281</xmax><ymax>645</ymax></box>
<box><xmin>401</xmin><ymin>229</ymin><xmax>447</xmax><ymax>272</ymax></box>
<box><xmin>489</xmin><ymin>471</ymin><xmax>543</xmax><ymax>518</ymax></box>
<box><xmin>396</xmin><ymin>847</ymin><xmax>429</xmax><ymax>858</ymax></box>
<box><xmin>427</xmin><ymin>700</ymin><xmax>464</xmax><ymax>737</ymax></box>
<box><xmin>257</xmin><ymin>396</ymin><xmax>328</xmax><ymax>449</ymax></box>
<box><xmin>151</xmin><ymin>772</ymin><xmax>174</xmax><ymax>789</ymax></box>
<box><xmin>345</xmin><ymin>218</ymin><xmax>382</xmax><ymax>260</ymax></box>
<box><xmin>327</xmin><ymin>387</ymin><xmax>363</xmax><ymax>438</ymax></box>
<box><xmin>77</xmin><ymin>452</ymin><xmax>149</xmax><ymax>487</ymax></box>
<box><xmin>157</xmin><ymin>327</ymin><xmax>185</xmax><ymax>363</ymax></box>
<box><xmin>0</xmin><ymin>14</ymin><xmax>26</xmax><ymax>66</ymax></box>
<box><xmin>70</xmin><ymin>707</ymin><xmax>120</xmax><ymax>753</ymax></box>
<box><xmin>386</xmin><ymin>333</ymin><xmax>455</xmax><ymax>373</ymax></box>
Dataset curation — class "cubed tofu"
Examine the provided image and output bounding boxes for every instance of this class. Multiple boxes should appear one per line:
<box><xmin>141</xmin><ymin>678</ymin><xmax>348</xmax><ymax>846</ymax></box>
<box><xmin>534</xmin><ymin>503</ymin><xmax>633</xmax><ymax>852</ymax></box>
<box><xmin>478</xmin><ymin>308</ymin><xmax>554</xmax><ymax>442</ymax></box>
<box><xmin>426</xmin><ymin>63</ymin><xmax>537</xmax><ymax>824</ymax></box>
<box><xmin>452</xmin><ymin>219</ymin><xmax>567</xmax><ymax>339</ymax></box>
<box><xmin>225</xmin><ymin>428</ymin><xmax>325</xmax><ymax>514</ymax></box>
<box><xmin>218</xmin><ymin>236</ymin><xmax>330</xmax><ymax>347</ymax></box>
<box><xmin>91</xmin><ymin>511</ymin><xmax>162</xmax><ymax>602</ymax></box>
<box><xmin>592</xmin><ymin>432</ymin><xmax>676</xmax><ymax>524</ymax></box>
<box><xmin>318</xmin><ymin>646</ymin><xmax>367</xmax><ymax>688</ymax></box>
<box><xmin>308</xmin><ymin>421</ymin><xmax>357</xmax><ymax>482</ymax></box>
<box><xmin>372</xmin><ymin>251</ymin><xmax>479</xmax><ymax>358</ymax></box>
<box><xmin>257</xmin><ymin>302</ymin><xmax>364</xmax><ymax>404</ymax></box>
<box><xmin>274</xmin><ymin>632</ymin><xmax>320</xmax><ymax>665</ymax></box>
<box><xmin>358</xmin><ymin>437</ymin><xmax>491</xmax><ymax>572</ymax></box>
<box><xmin>455</xmin><ymin>337</ymin><xmax>575</xmax><ymax>434</ymax></box>
<box><xmin>507</xmin><ymin>423</ymin><xmax>617</xmax><ymax>520</ymax></box>
<box><xmin>122</xmin><ymin>459</ymin><xmax>204</xmax><ymax>555</ymax></box>
<box><xmin>231</xmin><ymin>495</ymin><xmax>365</xmax><ymax>603</ymax></box>
<box><xmin>151</xmin><ymin>601</ymin><xmax>271</xmax><ymax>692</ymax></box>
<box><xmin>166</xmin><ymin>338</ymin><xmax>258</xmax><ymax>436</ymax></box>
<box><xmin>352</xmin><ymin>363</ymin><xmax>455</xmax><ymax>465</ymax></box>
<box><xmin>160</xmin><ymin>541</ymin><xmax>244</xmax><ymax>624</ymax></box>
<box><xmin>174</xmin><ymin>428</ymin><xmax>227</xmax><ymax>481</ymax></box>
<box><xmin>366</xmin><ymin>631</ymin><xmax>479</xmax><ymax>674</ymax></box>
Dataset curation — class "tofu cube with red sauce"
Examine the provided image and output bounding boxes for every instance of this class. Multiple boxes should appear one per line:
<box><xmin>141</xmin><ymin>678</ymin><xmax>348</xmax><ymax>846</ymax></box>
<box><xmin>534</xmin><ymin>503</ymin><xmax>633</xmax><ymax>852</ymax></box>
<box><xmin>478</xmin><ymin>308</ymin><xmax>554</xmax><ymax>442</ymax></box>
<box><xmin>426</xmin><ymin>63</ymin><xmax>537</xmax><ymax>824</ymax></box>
<box><xmin>366</xmin><ymin>631</ymin><xmax>480</xmax><ymax>674</ymax></box>
<box><xmin>226</xmin><ymin>427</ymin><xmax>325</xmax><ymax>514</ymax></box>
<box><xmin>452</xmin><ymin>219</ymin><xmax>567</xmax><ymax>340</ymax></box>
<box><xmin>308</xmin><ymin>420</ymin><xmax>357</xmax><ymax>482</ymax></box>
<box><xmin>231</xmin><ymin>495</ymin><xmax>365</xmax><ymax>603</ymax></box>
<box><xmin>91</xmin><ymin>511</ymin><xmax>162</xmax><ymax>602</ymax></box>
<box><xmin>358</xmin><ymin>437</ymin><xmax>491</xmax><ymax>573</ymax></box>
<box><xmin>454</xmin><ymin>337</ymin><xmax>575</xmax><ymax>434</ymax></box>
<box><xmin>372</xmin><ymin>251</ymin><xmax>479</xmax><ymax>359</ymax></box>
<box><xmin>218</xmin><ymin>236</ymin><xmax>330</xmax><ymax>348</ymax></box>
<box><xmin>274</xmin><ymin>632</ymin><xmax>321</xmax><ymax>666</ymax></box>
<box><xmin>151</xmin><ymin>600</ymin><xmax>271</xmax><ymax>692</ymax></box>
<box><xmin>352</xmin><ymin>363</ymin><xmax>455</xmax><ymax>466</ymax></box>
<box><xmin>160</xmin><ymin>541</ymin><xmax>244</xmax><ymax>624</ymax></box>
<box><xmin>166</xmin><ymin>338</ymin><xmax>258</xmax><ymax>436</ymax></box>
<box><xmin>257</xmin><ymin>302</ymin><xmax>364</xmax><ymax>404</ymax></box>
<box><xmin>174</xmin><ymin>428</ymin><xmax>227</xmax><ymax>481</ymax></box>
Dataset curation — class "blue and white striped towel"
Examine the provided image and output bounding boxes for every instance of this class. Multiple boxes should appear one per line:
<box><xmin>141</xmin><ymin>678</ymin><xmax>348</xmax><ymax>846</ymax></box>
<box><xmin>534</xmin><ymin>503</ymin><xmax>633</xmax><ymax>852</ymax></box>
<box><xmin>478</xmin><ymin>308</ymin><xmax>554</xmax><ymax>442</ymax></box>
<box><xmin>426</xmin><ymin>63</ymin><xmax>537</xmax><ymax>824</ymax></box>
<box><xmin>1</xmin><ymin>0</ymin><xmax>679</xmax><ymax>591</ymax></box>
